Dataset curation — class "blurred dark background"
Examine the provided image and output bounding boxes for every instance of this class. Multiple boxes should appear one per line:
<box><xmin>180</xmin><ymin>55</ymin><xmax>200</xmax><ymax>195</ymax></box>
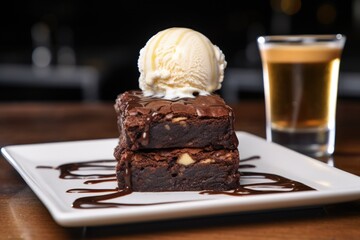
<box><xmin>0</xmin><ymin>0</ymin><xmax>359</xmax><ymax>102</ymax></box>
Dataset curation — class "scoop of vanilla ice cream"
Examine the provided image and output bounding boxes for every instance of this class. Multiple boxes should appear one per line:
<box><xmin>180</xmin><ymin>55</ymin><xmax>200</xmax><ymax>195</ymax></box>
<box><xmin>138</xmin><ymin>27</ymin><xmax>227</xmax><ymax>99</ymax></box>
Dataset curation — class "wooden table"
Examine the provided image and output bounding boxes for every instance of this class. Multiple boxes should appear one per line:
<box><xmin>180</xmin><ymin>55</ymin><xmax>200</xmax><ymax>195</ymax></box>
<box><xmin>1</xmin><ymin>100</ymin><xmax>360</xmax><ymax>239</ymax></box>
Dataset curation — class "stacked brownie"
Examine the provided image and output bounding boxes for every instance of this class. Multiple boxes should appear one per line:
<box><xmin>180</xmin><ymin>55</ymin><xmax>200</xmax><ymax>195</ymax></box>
<box><xmin>113</xmin><ymin>90</ymin><xmax>240</xmax><ymax>191</ymax></box>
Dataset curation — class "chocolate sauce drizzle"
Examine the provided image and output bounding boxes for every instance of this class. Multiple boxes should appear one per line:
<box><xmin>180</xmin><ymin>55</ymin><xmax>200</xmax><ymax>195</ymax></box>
<box><xmin>36</xmin><ymin>155</ymin><xmax>315</xmax><ymax>209</ymax></box>
<box><xmin>200</xmin><ymin>155</ymin><xmax>313</xmax><ymax>196</ymax></box>
<box><xmin>37</xmin><ymin>159</ymin><xmax>116</xmax><ymax>179</ymax></box>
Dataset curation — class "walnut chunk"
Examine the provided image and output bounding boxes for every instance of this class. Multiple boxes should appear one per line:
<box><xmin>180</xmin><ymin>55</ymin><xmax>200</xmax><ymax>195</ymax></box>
<box><xmin>172</xmin><ymin>117</ymin><xmax>188</xmax><ymax>123</ymax></box>
<box><xmin>200</xmin><ymin>158</ymin><xmax>215</xmax><ymax>164</ymax></box>
<box><xmin>177</xmin><ymin>153</ymin><xmax>195</xmax><ymax>166</ymax></box>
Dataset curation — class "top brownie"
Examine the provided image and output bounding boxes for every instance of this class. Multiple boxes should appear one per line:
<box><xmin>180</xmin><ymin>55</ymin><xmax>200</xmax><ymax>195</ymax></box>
<box><xmin>115</xmin><ymin>90</ymin><xmax>238</xmax><ymax>150</ymax></box>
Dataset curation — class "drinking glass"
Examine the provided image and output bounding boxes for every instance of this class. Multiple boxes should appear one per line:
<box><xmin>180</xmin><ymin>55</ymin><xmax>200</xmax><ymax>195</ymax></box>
<box><xmin>257</xmin><ymin>34</ymin><xmax>346</xmax><ymax>157</ymax></box>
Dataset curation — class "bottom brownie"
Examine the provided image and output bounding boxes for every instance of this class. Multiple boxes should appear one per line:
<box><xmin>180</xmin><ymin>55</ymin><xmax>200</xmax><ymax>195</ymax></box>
<box><xmin>114</xmin><ymin>146</ymin><xmax>240</xmax><ymax>191</ymax></box>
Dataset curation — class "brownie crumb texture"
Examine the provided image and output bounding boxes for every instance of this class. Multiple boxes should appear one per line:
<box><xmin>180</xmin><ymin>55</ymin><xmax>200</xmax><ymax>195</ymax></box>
<box><xmin>114</xmin><ymin>91</ymin><xmax>240</xmax><ymax>192</ymax></box>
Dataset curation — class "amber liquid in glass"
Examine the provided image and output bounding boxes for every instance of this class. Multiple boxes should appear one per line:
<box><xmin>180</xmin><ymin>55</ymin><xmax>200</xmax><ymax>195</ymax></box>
<box><xmin>261</xmin><ymin>46</ymin><xmax>342</xmax><ymax>156</ymax></box>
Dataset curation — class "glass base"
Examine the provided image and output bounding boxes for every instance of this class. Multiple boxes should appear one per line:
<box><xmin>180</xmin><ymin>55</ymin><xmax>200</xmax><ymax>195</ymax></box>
<box><xmin>268</xmin><ymin>127</ymin><xmax>335</xmax><ymax>158</ymax></box>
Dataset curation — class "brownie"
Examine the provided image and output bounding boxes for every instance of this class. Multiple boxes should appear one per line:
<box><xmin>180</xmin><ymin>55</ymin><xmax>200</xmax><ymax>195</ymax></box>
<box><xmin>114</xmin><ymin>90</ymin><xmax>238</xmax><ymax>150</ymax></box>
<box><xmin>114</xmin><ymin>146</ymin><xmax>240</xmax><ymax>191</ymax></box>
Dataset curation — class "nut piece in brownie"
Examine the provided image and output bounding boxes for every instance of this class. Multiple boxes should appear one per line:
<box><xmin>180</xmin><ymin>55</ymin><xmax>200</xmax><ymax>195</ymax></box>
<box><xmin>114</xmin><ymin>146</ymin><xmax>240</xmax><ymax>191</ymax></box>
<box><xmin>115</xmin><ymin>90</ymin><xmax>238</xmax><ymax>150</ymax></box>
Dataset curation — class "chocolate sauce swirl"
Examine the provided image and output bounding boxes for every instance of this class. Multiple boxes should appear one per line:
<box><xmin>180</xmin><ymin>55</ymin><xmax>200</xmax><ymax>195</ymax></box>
<box><xmin>37</xmin><ymin>155</ymin><xmax>315</xmax><ymax>209</ymax></box>
<box><xmin>37</xmin><ymin>159</ymin><xmax>116</xmax><ymax>179</ymax></box>
<box><xmin>200</xmin><ymin>155</ymin><xmax>313</xmax><ymax>196</ymax></box>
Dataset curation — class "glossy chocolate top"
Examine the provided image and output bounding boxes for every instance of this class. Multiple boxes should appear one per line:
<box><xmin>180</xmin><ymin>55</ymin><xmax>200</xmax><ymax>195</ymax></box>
<box><xmin>115</xmin><ymin>90</ymin><xmax>233</xmax><ymax>118</ymax></box>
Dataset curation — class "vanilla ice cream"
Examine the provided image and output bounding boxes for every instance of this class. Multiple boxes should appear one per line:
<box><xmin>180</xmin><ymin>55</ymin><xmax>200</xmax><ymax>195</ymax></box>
<box><xmin>138</xmin><ymin>27</ymin><xmax>227</xmax><ymax>99</ymax></box>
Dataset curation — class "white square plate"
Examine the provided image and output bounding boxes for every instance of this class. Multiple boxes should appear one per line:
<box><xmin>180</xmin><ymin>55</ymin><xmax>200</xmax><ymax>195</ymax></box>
<box><xmin>2</xmin><ymin>131</ymin><xmax>360</xmax><ymax>227</ymax></box>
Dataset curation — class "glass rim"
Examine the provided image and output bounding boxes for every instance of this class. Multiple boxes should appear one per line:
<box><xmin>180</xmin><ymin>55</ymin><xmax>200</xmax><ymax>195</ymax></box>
<box><xmin>257</xmin><ymin>34</ymin><xmax>346</xmax><ymax>45</ymax></box>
